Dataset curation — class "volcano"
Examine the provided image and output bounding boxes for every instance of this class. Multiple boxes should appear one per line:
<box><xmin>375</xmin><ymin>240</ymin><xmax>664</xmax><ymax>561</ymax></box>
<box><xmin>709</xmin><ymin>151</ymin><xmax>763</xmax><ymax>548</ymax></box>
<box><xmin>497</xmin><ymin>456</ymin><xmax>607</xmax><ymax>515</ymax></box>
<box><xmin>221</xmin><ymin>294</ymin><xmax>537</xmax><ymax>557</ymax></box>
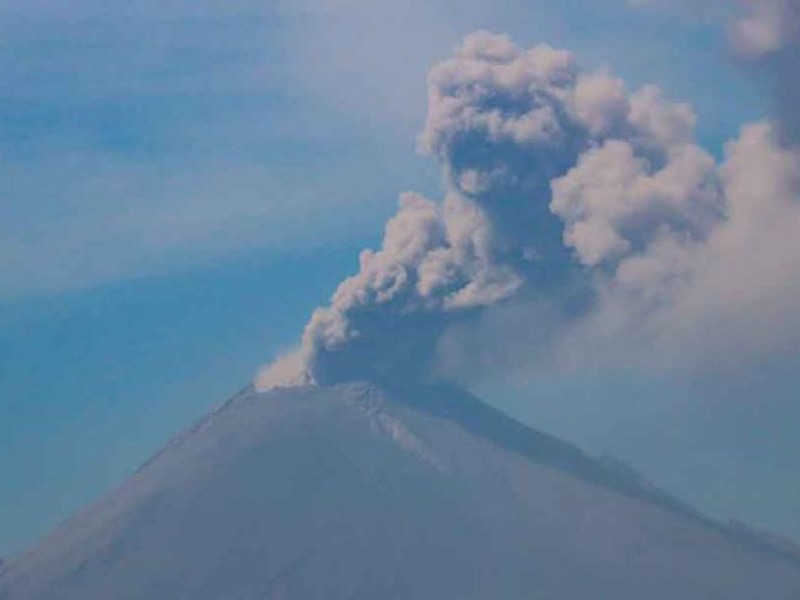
<box><xmin>1</xmin><ymin>382</ymin><xmax>798</xmax><ymax>599</ymax></box>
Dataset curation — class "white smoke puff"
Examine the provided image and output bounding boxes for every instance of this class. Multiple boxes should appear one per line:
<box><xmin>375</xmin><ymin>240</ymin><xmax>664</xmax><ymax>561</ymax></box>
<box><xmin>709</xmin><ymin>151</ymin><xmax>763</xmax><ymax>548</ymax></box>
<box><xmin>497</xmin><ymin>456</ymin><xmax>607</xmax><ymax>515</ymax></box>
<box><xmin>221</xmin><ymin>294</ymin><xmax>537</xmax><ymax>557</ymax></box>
<box><xmin>255</xmin><ymin>346</ymin><xmax>315</xmax><ymax>390</ymax></box>
<box><xmin>457</xmin><ymin>30</ymin><xmax>521</xmax><ymax>62</ymax></box>
<box><xmin>573</xmin><ymin>71</ymin><xmax>630</xmax><ymax>137</ymax></box>
<box><xmin>628</xmin><ymin>85</ymin><xmax>696</xmax><ymax>150</ymax></box>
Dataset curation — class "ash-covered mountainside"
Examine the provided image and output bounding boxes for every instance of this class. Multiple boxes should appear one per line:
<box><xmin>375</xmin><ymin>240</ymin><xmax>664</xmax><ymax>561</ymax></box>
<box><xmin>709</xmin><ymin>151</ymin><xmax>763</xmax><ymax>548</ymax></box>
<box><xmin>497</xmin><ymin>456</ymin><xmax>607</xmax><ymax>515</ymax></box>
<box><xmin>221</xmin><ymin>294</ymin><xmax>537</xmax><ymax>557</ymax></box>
<box><xmin>1</xmin><ymin>383</ymin><xmax>799</xmax><ymax>600</ymax></box>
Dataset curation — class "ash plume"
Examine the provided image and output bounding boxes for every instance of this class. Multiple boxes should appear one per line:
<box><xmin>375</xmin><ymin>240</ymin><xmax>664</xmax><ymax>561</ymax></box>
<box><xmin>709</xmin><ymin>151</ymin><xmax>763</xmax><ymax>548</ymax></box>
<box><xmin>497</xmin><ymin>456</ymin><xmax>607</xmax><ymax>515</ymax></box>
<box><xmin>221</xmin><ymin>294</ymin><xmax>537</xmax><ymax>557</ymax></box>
<box><xmin>258</xmin><ymin>24</ymin><xmax>800</xmax><ymax>390</ymax></box>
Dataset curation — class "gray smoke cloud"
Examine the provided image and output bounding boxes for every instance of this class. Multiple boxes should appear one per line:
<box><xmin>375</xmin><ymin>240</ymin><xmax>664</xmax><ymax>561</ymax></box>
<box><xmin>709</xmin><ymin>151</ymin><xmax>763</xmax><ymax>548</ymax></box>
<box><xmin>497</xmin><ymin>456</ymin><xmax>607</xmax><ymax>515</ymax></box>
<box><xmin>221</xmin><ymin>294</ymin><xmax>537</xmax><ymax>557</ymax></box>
<box><xmin>256</xmin><ymin>31</ymin><xmax>745</xmax><ymax>389</ymax></box>
<box><xmin>548</xmin><ymin>120</ymin><xmax>800</xmax><ymax>372</ymax></box>
<box><xmin>438</xmin><ymin>123</ymin><xmax>800</xmax><ymax>384</ymax></box>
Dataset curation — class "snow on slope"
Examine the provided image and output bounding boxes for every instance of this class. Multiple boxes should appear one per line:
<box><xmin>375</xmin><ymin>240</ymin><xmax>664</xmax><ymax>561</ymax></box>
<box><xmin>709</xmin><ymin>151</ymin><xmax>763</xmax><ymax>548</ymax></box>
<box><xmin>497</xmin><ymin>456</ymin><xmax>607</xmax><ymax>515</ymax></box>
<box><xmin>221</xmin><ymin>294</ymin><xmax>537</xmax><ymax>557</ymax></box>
<box><xmin>1</xmin><ymin>382</ymin><xmax>798</xmax><ymax>600</ymax></box>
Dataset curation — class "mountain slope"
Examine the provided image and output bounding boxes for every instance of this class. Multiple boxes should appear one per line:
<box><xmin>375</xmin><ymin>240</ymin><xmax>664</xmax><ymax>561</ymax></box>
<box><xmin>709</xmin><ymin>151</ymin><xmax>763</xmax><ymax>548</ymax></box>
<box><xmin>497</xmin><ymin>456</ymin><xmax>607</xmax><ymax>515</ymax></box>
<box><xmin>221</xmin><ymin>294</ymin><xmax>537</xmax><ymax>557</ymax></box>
<box><xmin>1</xmin><ymin>382</ymin><xmax>798</xmax><ymax>599</ymax></box>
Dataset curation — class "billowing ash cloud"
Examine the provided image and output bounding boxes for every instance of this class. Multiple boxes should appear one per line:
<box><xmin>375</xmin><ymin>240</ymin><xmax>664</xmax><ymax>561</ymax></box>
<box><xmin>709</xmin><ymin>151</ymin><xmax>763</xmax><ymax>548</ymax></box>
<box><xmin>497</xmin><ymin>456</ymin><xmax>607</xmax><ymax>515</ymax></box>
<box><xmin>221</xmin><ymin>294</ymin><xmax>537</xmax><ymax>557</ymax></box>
<box><xmin>258</xmin><ymin>21</ymin><xmax>800</xmax><ymax>390</ymax></box>
<box><xmin>259</xmin><ymin>32</ymin><xmax>720</xmax><ymax>386</ymax></box>
<box><xmin>545</xmin><ymin>119</ymin><xmax>800</xmax><ymax>372</ymax></box>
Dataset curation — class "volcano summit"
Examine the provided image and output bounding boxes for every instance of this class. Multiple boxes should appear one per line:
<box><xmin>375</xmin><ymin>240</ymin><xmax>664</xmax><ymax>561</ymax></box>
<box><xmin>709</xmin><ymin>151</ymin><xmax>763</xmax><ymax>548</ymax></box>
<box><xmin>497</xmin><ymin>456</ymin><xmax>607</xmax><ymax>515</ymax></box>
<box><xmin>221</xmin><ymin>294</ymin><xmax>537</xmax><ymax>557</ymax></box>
<box><xmin>1</xmin><ymin>382</ymin><xmax>798</xmax><ymax>600</ymax></box>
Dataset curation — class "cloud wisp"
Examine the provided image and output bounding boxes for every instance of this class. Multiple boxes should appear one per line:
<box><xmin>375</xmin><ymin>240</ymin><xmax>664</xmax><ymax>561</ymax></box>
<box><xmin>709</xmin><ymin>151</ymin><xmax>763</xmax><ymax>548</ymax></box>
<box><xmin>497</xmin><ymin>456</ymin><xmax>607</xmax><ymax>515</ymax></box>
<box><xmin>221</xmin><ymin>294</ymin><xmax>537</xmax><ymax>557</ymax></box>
<box><xmin>630</xmin><ymin>0</ymin><xmax>800</xmax><ymax>145</ymax></box>
<box><xmin>732</xmin><ymin>0</ymin><xmax>800</xmax><ymax>145</ymax></box>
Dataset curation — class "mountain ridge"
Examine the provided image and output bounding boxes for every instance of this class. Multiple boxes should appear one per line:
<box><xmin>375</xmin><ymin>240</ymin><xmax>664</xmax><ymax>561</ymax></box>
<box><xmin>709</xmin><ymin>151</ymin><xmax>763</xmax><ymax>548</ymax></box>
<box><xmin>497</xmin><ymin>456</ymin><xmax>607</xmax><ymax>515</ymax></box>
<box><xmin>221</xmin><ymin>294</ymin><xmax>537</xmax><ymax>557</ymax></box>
<box><xmin>2</xmin><ymin>381</ymin><xmax>799</xmax><ymax>599</ymax></box>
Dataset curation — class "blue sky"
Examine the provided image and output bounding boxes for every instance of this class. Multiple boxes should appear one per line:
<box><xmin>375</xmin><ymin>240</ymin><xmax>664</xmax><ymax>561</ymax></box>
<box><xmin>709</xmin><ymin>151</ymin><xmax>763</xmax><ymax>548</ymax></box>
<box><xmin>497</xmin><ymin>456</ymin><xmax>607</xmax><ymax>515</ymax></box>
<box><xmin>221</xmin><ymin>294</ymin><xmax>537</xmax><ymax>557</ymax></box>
<box><xmin>2</xmin><ymin>0</ymin><xmax>796</xmax><ymax>557</ymax></box>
